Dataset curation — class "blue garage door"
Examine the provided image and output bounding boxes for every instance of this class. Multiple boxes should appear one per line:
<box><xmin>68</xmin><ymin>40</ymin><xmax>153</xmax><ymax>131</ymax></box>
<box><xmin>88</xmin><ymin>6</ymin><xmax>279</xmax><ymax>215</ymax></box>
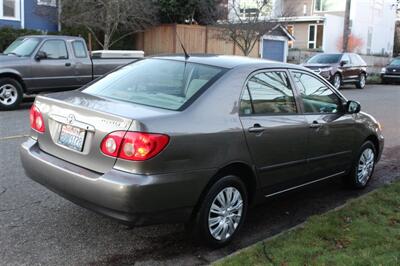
<box><xmin>262</xmin><ymin>39</ymin><xmax>285</xmax><ymax>62</ymax></box>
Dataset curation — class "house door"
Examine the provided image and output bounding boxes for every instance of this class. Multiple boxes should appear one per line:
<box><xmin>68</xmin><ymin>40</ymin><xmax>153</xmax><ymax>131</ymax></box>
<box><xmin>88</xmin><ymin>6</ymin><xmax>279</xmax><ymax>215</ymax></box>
<box><xmin>262</xmin><ymin>39</ymin><xmax>285</xmax><ymax>62</ymax></box>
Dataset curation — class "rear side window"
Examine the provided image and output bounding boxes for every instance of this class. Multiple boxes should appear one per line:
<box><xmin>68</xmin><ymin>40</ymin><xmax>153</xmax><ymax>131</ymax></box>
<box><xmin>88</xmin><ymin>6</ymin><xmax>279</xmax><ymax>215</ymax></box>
<box><xmin>83</xmin><ymin>59</ymin><xmax>225</xmax><ymax>111</ymax></box>
<box><xmin>292</xmin><ymin>71</ymin><xmax>343</xmax><ymax>114</ymax></box>
<box><xmin>72</xmin><ymin>41</ymin><xmax>87</xmax><ymax>58</ymax></box>
<box><xmin>350</xmin><ymin>54</ymin><xmax>366</xmax><ymax>66</ymax></box>
<box><xmin>240</xmin><ymin>71</ymin><xmax>297</xmax><ymax>115</ymax></box>
<box><xmin>39</xmin><ymin>40</ymin><xmax>68</xmax><ymax>59</ymax></box>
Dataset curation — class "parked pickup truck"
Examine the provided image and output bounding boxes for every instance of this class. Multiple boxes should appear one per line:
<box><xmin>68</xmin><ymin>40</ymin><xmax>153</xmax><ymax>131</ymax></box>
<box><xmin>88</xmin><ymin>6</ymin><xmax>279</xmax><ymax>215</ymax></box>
<box><xmin>0</xmin><ymin>35</ymin><xmax>140</xmax><ymax>110</ymax></box>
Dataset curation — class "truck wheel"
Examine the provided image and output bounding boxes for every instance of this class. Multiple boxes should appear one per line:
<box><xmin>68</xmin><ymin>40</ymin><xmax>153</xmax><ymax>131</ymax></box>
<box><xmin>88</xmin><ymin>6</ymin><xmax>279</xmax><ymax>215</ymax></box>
<box><xmin>343</xmin><ymin>141</ymin><xmax>376</xmax><ymax>189</ymax></box>
<box><xmin>356</xmin><ymin>73</ymin><xmax>366</xmax><ymax>89</ymax></box>
<box><xmin>0</xmin><ymin>78</ymin><xmax>23</xmax><ymax>110</ymax></box>
<box><xmin>191</xmin><ymin>175</ymin><xmax>248</xmax><ymax>247</ymax></box>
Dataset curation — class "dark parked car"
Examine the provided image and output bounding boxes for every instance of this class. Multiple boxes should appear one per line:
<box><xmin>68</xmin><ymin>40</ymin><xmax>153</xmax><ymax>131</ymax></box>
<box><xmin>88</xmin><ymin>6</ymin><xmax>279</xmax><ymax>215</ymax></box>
<box><xmin>0</xmin><ymin>35</ymin><xmax>139</xmax><ymax>110</ymax></box>
<box><xmin>303</xmin><ymin>53</ymin><xmax>367</xmax><ymax>89</ymax></box>
<box><xmin>381</xmin><ymin>57</ymin><xmax>400</xmax><ymax>84</ymax></box>
<box><xmin>20</xmin><ymin>55</ymin><xmax>384</xmax><ymax>247</ymax></box>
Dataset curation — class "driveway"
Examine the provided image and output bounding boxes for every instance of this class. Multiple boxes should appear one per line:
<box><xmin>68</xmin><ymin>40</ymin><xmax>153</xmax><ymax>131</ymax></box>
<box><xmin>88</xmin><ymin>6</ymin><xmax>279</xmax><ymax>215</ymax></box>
<box><xmin>0</xmin><ymin>85</ymin><xmax>399</xmax><ymax>265</ymax></box>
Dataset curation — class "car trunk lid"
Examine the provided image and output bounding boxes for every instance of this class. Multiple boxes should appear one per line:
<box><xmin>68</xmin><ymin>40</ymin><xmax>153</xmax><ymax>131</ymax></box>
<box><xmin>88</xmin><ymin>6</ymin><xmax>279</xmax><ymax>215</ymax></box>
<box><xmin>33</xmin><ymin>91</ymin><xmax>171</xmax><ymax>173</ymax></box>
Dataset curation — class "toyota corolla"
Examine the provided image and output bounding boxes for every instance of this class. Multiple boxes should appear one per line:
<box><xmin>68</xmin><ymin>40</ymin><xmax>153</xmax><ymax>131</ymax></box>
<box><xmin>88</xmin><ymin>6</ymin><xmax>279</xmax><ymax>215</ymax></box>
<box><xmin>20</xmin><ymin>55</ymin><xmax>384</xmax><ymax>247</ymax></box>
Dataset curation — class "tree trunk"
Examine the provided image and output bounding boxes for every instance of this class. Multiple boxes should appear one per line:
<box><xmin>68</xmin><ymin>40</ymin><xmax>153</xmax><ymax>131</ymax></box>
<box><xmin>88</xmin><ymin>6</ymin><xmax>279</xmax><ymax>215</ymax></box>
<box><xmin>342</xmin><ymin>0</ymin><xmax>351</xmax><ymax>52</ymax></box>
<box><xmin>104</xmin><ymin>32</ymin><xmax>110</xmax><ymax>50</ymax></box>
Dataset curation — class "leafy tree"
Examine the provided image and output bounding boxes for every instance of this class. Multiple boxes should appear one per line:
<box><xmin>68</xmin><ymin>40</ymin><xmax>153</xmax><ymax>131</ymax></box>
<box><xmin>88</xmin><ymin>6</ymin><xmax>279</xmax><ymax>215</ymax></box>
<box><xmin>158</xmin><ymin>0</ymin><xmax>220</xmax><ymax>25</ymax></box>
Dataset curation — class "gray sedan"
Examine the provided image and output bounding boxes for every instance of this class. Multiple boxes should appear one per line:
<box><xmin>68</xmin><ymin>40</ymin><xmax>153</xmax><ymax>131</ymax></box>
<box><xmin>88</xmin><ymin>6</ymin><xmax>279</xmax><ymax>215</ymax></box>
<box><xmin>20</xmin><ymin>55</ymin><xmax>384</xmax><ymax>247</ymax></box>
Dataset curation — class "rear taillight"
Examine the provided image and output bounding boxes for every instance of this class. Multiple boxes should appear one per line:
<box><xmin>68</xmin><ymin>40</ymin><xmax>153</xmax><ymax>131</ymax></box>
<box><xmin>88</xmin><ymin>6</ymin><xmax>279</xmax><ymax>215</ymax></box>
<box><xmin>101</xmin><ymin>131</ymin><xmax>169</xmax><ymax>161</ymax></box>
<box><xmin>30</xmin><ymin>105</ymin><xmax>45</xmax><ymax>133</ymax></box>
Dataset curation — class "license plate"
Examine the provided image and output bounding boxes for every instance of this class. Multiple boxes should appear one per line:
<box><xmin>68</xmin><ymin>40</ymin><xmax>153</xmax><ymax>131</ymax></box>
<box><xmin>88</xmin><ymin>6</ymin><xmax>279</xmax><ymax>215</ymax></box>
<box><xmin>58</xmin><ymin>124</ymin><xmax>86</xmax><ymax>152</ymax></box>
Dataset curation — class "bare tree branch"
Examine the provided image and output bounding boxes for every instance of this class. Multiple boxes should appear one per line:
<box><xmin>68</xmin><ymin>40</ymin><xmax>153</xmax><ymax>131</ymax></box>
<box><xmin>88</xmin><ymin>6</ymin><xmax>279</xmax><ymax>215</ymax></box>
<box><xmin>60</xmin><ymin>0</ymin><xmax>158</xmax><ymax>50</ymax></box>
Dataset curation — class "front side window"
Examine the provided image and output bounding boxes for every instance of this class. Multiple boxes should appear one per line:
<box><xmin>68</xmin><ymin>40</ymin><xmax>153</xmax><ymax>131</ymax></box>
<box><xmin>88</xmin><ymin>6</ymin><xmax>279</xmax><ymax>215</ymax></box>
<box><xmin>3</xmin><ymin>37</ymin><xmax>40</xmax><ymax>56</ymax></box>
<box><xmin>83</xmin><ymin>59</ymin><xmax>225</xmax><ymax>111</ymax></box>
<box><xmin>292</xmin><ymin>71</ymin><xmax>342</xmax><ymax>114</ymax></box>
<box><xmin>72</xmin><ymin>41</ymin><xmax>87</xmax><ymax>58</ymax></box>
<box><xmin>341</xmin><ymin>54</ymin><xmax>351</xmax><ymax>64</ymax></box>
<box><xmin>241</xmin><ymin>71</ymin><xmax>297</xmax><ymax>115</ymax></box>
<box><xmin>39</xmin><ymin>40</ymin><xmax>68</xmax><ymax>59</ymax></box>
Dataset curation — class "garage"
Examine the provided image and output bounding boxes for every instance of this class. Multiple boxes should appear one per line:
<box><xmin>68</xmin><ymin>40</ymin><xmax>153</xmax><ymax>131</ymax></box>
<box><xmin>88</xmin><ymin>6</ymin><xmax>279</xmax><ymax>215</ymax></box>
<box><xmin>262</xmin><ymin>39</ymin><xmax>285</xmax><ymax>62</ymax></box>
<box><xmin>260</xmin><ymin>25</ymin><xmax>295</xmax><ymax>62</ymax></box>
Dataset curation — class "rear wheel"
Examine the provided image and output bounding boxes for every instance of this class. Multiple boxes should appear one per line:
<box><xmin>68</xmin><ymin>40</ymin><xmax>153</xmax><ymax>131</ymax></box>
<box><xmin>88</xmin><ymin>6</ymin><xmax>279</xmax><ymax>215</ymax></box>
<box><xmin>344</xmin><ymin>141</ymin><xmax>376</xmax><ymax>189</ymax></box>
<box><xmin>332</xmin><ymin>73</ymin><xmax>341</xmax><ymax>89</ymax></box>
<box><xmin>0</xmin><ymin>78</ymin><xmax>23</xmax><ymax>110</ymax></box>
<box><xmin>356</xmin><ymin>73</ymin><xmax>366</xmax><ymax>89</ymax></box>
<box><xmin>191</xmin><ymin>175</ymin><xmax>247</xmax><ymax>247</ymax></box>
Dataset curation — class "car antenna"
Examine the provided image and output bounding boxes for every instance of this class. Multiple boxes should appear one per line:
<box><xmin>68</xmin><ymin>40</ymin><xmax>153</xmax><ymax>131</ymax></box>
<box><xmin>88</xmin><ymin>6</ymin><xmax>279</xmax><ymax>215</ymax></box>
<box><xmin>176</xmin><ymin>31</ymin><xmax>190</xmax><ymax>60</ymax></box>
<box><xmin>167</xmin><ymin>13</ymin><xmax>190</xmax><ymax>60</ymax></box>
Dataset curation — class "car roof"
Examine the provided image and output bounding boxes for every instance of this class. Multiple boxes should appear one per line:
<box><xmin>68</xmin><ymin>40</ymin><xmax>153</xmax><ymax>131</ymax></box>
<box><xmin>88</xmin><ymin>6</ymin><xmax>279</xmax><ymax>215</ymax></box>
<box><xmin>22</xmin><ymin>35</ymin><xmax>84</xmax><ymax>41</ymax></box>
<box><xmin>151</xmin><ymin>54</ymin><xmax>305</xmax><ymax>70</ymax></box>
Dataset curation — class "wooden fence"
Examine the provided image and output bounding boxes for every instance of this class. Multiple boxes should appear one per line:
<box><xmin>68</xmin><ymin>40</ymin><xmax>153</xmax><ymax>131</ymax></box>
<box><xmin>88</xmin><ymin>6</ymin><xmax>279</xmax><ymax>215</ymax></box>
<box><xmin>134</xmin><ymin>24</ymin><xmax>260</xmax><ymax>58</ymax></box>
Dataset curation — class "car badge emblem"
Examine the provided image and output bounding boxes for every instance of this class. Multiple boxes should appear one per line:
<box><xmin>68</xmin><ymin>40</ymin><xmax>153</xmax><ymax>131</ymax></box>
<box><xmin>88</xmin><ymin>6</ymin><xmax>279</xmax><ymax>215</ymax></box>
<box><xmin>67</xmin><ymin>114</ymin><xmax>75</xmax><ymax>124</ymax></box>
<box><xmin>394</xmin><ymin>69</ymin><xmax>397</xmax><ymax>72</ymax></box>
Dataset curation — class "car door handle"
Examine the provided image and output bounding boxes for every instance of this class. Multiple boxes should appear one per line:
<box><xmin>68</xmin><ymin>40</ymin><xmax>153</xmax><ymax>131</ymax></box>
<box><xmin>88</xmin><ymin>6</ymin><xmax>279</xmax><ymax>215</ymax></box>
<box><xmin>309</xmin><ymin>121</ymin><xmax>323</xmax><ymax>129</ymax></box>
<box><xmin>65</xmin><ymin>62</ymin><xmax>71</xmax><ymax>67</ymax></box>
<box><xmin>248</xmin><ymin>124</ymin><xmax>266</xmax><ymax>133</ymax></box>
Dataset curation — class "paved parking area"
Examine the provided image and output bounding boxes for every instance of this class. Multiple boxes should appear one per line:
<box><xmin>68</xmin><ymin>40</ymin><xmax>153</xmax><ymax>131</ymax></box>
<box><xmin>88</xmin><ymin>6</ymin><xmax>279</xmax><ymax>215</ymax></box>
<box><xmin>0</xmin><ymin>85</ymin><xmax>399</xmax><ymax>265</ymax></box>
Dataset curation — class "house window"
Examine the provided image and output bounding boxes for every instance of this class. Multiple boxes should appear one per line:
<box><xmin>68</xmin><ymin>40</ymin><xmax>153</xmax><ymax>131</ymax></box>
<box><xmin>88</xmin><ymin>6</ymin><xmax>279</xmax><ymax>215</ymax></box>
<box><xmin>0</xmin><ymin>0</ymin><xmax>20</xmax><ymax>20</ymax></box>
<box><xmin>308</xmin><ymin>24</ymin><xmax>324</xmax><ymax>50</ymax></box>
<box><xmin>287</xmin><ymin>25</ymin><xmax>294</xmax><ymax>48</ymax></box>
<box><xmin>37</xmin><ymin>0</ymin><xmax>57</xmax><ymax>7</ymax></box>
<box><xmin>314</xmin><ymin>0</ymin><xmax>345</xmax><ymax>12</ymax></box>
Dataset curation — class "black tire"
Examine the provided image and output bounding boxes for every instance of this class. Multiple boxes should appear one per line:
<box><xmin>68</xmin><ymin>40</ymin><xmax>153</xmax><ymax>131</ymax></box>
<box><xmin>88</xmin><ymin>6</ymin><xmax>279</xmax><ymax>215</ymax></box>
<box><xmin>331</xmin><ymin>73</ymin><xmax>342</xmax><ymax>89</ymax></box>
<box><xmin>356</xmin><ymin>73</ymin><xmax>366</xmax><ymax>89</ymax></box>
<box><xmin>343</xmin><ymin>141</ymin><xmax>376</xmax><ymax>189</ymax></box>
<box><xmin>0</xmin><ymin>77</ymin><xmax>23</xmax><ymax>111</ymax></box>
<box><xmin>191</xmin><ymin>175</ymin><xmax>248</xmax><ymax>248</ymax></box>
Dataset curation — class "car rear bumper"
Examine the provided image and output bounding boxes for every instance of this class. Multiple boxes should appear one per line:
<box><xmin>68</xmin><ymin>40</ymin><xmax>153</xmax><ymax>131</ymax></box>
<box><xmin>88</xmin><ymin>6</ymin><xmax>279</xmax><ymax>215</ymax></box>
<box><xmin>20</xmin><ymin>138</ymin><xmax>214</xmax><ymax>225</ymax></box>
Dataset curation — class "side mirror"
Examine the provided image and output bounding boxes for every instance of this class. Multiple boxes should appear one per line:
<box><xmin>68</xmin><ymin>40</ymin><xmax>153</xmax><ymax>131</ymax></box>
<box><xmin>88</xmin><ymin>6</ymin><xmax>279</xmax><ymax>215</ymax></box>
<box><xmin>35</xmin><ymin>51</ymin><xmax>47</xmax><ymax>61</ymax></box>
<box><xmin>346</xmin><ymin>100</ymin><xmax>361</xmax><ymax>114</ymax></box>
<box><xmin>340</xmin><ymin>60</ymin><xmax>349</xmax><ymax>67</ymax></box>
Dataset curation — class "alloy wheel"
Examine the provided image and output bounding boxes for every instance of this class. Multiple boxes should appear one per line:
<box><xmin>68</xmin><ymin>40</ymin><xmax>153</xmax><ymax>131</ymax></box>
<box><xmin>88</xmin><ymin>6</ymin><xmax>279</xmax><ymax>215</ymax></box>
<box><xmin>334</xmin><ymin>75</ymin><xmax>341</xmax><ymax>89</ymax></box>
<box><xmin>359</xmin><ymin>74</ymin><xmax>366</xmax><ymax>88</ymax></box>
<box><xmin>208</xmin><ymin>187</ymin><xmax>243</xmax><ymax>241</ymax></box>
<box><xmin>357</xmin><ymin>148</ymin><xmax>375</xmax><ymax>185</ymax></box>
<box><xmin>0</xmin><ymin>84</ymin><xmax>18</xmax><ymax>106</ymax></box>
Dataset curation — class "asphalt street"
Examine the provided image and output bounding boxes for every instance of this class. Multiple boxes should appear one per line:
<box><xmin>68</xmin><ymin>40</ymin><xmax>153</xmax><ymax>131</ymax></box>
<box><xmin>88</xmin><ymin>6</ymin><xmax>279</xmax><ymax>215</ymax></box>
<box><xmin>0</xmin><ymin>85</ymin><xmax>399</xmax><ymax>265</ymax></box>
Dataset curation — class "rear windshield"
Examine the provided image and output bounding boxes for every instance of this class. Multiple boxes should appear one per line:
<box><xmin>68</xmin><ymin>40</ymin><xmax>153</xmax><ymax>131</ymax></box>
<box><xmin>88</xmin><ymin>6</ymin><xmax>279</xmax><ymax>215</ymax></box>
<box><xmin>307</xmin><ymin>54</ymin><xmax>342</xmax><ymax>64</ymax></box>
<box><xmin>83</xmin><ymin>59</ymin><xmax>225</xmax><ymax>110</ymax></box>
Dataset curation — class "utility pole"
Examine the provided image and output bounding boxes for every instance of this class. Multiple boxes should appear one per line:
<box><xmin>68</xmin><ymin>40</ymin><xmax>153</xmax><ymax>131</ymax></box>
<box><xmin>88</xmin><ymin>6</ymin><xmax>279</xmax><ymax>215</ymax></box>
<box><xmin>342</xmin><ymin>0</ymin><xmax>351</xmax><ymax>52</ymax></box>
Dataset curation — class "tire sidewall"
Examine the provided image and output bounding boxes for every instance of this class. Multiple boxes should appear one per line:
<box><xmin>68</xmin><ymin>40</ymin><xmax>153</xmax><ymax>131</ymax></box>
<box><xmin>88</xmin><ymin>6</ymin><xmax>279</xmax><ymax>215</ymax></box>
<box><xmin>350</xmin><ymin>141</ymin><xmax>376</xmax><ymax>189</ymax></box>
<box><xmin>0</xmin><ymin>78</ymin><xmax>23</xmax><ymax>111</ymax></box>
<box><xmin>332</xmin><ymin>73</ymin><xmax>341</xmax><ymax>89</ymax></box>
<box><xmin>357</xmin><ymin>73</ymin><xmax>366</xmax><ymax>89</ymax></box>
<box><xmin>194</xmin><ymin>175</ymin><xmax>248</xmax><ymax>248</ymax></box>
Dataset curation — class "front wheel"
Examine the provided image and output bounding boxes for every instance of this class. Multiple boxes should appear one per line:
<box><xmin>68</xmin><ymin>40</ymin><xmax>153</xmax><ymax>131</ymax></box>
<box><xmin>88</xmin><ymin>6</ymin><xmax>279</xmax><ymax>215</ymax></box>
<box><xmin>356</xmin><ymin>73</ymin><xmax>366</xmax><ymax>89</ymax></box>
<box><xmin>0</xmin><ymin>78</ymin><xmax>23</xmax><ymax>110</ymax></box>
<box><xmin>332</xmin><ymin>73</ymin><xmax>341</xmax><ymax>89</ymax></box>
<box><xmin>191</xmin><ymin>175</ymin><xmax>248</xmax><ymax>247</ymax></box>
<box><xmin>344</xmin><ymin>141</ymin><xmax>376</xmax><ymax>189</ymax></box>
